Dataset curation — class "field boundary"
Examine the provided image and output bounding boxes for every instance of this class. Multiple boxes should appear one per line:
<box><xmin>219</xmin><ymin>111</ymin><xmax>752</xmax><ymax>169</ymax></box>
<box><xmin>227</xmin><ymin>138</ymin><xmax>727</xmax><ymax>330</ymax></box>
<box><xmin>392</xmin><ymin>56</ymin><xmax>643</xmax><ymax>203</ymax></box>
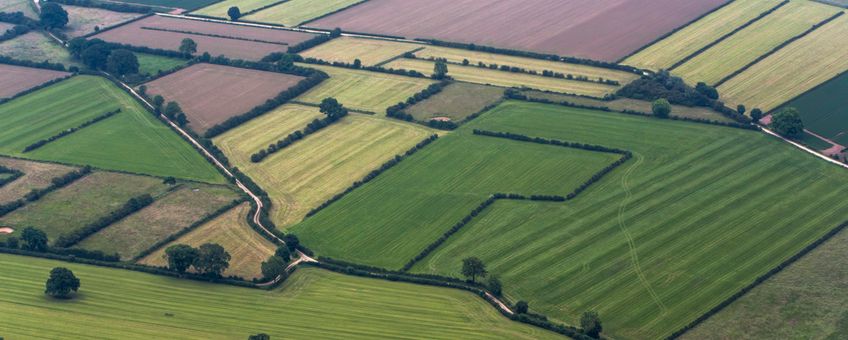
<box><xmin>137</xmin><ymin>26</ymin><xmax>288</xmax><ymax>45</ymax></box>
<box><xmin>82</xmin><ymin>12</ymin><xmax>155</xmax><ymax>38</ymax></box>
<box><xmin>0</xmin><ymin>166</ymin><xmax>91</xmax><ymax>218</ymax></box>
<box><xmin>22</xmin><ymin>109</ymin><xmax>121</xmax><ymax>153</ymax></box>
<box><xmin>0</xmin><ymin>165</ymin><xmax>24</xmax><ymax>188</ymax></box>
<box><xmin>296</xmin><ymin>0</ymin><xmax>370</xmax><ymax>27</ymax></box>
<box><xmin>373</xmin><ymin>46</ymin><xmax>425</xmax><ymax>67</ymax></box>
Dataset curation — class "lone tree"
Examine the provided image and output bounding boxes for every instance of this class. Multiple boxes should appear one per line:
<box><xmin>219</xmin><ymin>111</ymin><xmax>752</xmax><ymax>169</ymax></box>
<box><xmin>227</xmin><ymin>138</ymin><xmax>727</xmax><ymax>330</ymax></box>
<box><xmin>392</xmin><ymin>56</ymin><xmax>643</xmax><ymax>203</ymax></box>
<box><xmin>179</xmin><ymin>38</ymin><xmax>197</xmax><ymax>55</ymax></box>
<box><xmin>106</xmin><ymin>49</ymin><xmax>139</xmax><ymax>76</ymax></box>
<box><xmin>652</xmin><ymin>98</ymin><xmax>671</xmax><ymax>118</ymax></box>
<box><xmin>770</xmin><ymin>107</ymin><xmax>804</xmax><ymax>139</ymax></box>
<box><xmin>736</xmin><ymin>104</ymin><xmax>746</xmax><ymax>116</ymax></box>
<box><xmin>248</xmin><ymin>334</ymin><xmax>270</xmax><ymax>340</ymax></box>
<box><xmin>515</xmin><ymin>300</ymin><xmax>529</xmax><ymax>314</ymax></box>
<box><xmin>40</xmin><ymin>3</ymin><xmax>69</xmax><ymax>29</ymax></box>
<box><xmin>194</xmin><ymin>243</ymin><xmax>231</xmax><ymax>276</ymax></box>
<box><xmin>433</xmin><ymin>59</ymin><xmax>449</xmax><ymax>80</ymax></box>
<box><xmin>319</xmin><ymin>97</ymin><xmax>348</xmax><ymax>120</ymax></box>
<box><xmin>164</xmin><ymin>244</ymin><xmax>199</xmax><ymax>274</ymax></box>
<box><xmin>164</xmin><ymin>101</ymin><xmax>183</xmax><ymax>120</ymax></box>
<box><xmin>461</xmin><ymin>257</ymin><xmax>487</xmax><ymax>283</ymax></box>
<box><xmin>21</xmin><ymin>227</ymin><xmax>48</xmax><ymax>252</ymax></box>
<box><xmin>750</xmin><ymin>108</ymin><xmax>763</xmax><ymax>123</ymax></box>
<box><xmin>227</xmin><ymin>6</ymin><xmax>241</xmax><ymax>20</ymax></box>
<box><xmin>580</xmin><ymin>311</ymin><xmax>603</xmax><ymax>339</ymax></box>
<box><xmin>45</xmin><ymin>267</ymin><xmax>80</xmax><ymax>299</ymax></box>
<box><xmin>260</xmin><ymin>255</ymin><xmax>288</xmax><ymax>281</ymax></box>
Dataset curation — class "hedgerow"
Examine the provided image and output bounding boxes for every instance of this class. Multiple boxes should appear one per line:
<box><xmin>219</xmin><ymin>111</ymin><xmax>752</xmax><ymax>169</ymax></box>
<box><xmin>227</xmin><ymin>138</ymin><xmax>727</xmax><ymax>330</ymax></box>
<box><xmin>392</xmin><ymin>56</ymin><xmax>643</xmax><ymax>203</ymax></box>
<box><xmin>23</xmin><ymin>109</ymin><xmax>120</xmax><ymax>152</ymax></box>
<box><xmin>54</xmin><ymin>193</ymin><xmax>155</xmax><ymax>248</ymax></box>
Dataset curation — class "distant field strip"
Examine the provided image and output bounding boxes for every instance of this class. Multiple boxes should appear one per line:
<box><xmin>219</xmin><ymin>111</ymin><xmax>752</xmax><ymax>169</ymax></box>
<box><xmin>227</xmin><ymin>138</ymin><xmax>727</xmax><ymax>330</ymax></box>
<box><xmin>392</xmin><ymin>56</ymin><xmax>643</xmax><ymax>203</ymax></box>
<box><xmin>780</xmin><ymin>71</ymin><xmax>848</xmax><ymax>145</ymax></box>
<box><xmin>300</xmin><ymin>36</ymin><xmax>422</xmax><ymax>66</ymax></box>
<box><xmin>0</xmin><ymin>255</ymin><xmax>560</xmax><ymax>339</ymax></box>
<box><xmin>245</xmin><ymin>0</ymin><xmax>366</xmax><ymax>26</ymax></box>
<box><xmin>673</xmin><ymin>1</ymin><xmax>838</xmax><ymax>85</ymax></box>
<box><xmin>0</xmin><ymin>64</ymin><xmax>69</xmax><ymax>99</ymax></box>
<box><xmin>384</xmin><ymin>58</ymin><xmax>618</xmax><ymax>98</ymax></box>
<box><xmin>623</xmin><ymin>0</ymin><xmax>784</xmax><ymax>71</ymax></box>
<box><xmin>718</xmin><ymin>14</ymin><xmax>848</xmax><ymax>112</ymax></box>
<box><xmin>191</xmin><ymin>0</ymin><xmax>278</xmax><ymax>18</ymax></box>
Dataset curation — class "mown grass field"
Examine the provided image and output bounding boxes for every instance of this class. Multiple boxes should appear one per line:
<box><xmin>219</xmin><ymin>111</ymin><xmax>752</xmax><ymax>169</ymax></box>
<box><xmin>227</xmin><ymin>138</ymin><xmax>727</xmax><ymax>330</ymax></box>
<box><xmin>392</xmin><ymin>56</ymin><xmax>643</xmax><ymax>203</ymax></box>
<box><xmin>215</xmin><ymin>105</ymin><xmax>433</xmax><ymax>227</ymax></box>
<box><xmin>136</xmin><ymin>53</ymin><xmax>187</xmax><ymax>77</ymax></box>
<box><xmin>673</xmin><ymin>1</ymin><xmax>838</xmax><ymax>85</ymax></box>
<box><xmin>406</xmin><ymin>82</ymin><xmax>504</xmax><ymax>122</ymax></box>
<box><xmin>139</xmin><ymin>203</ymin><xmax>275</xmax><ymax>279</ymax></box>
<box><xmin>0</xmin><ymin>254</ymin><xmax>562</xmax><ymax>339</ymax></box>
<box><xmin>0</xmin><ymin>172</ymin><xmax>167</xmax><ymax>244</ymax></box>
<box><xmin>77</xmin><ymin>184</ymin><xmax>241</xmax><ymax>259</ymax></box>
<box><xmin>623</xmin><ymin>0</ymin><xmax>782</xmax><ymax>70</ymax></box>
<box><xmin>384</xmin><ymin>58</ymin><xmax>618</xmax><ymax>98</ymax></box>
<box><xmin>684</xmin><ymin>229</ymin><xmax>848</xmax><ymax>339</ymax></box>
<box><xmin>0</xmin><ymin>75</ymin><xmax>223</xmax><ymax>183</ymax></box>
<box><xmin>300</xmin><ymin>36</ymin><xmax>421</xmax><ymax>66</ymax></box>
<box><xmin>781</xmin><ymin>71</ymin><xmax>848</xmax><ymax>145</ymax></box>
<box><xmin>402</xmin><ymin>101</ymin><xmax>848</xmax><ymax>339</ymax></box>
<box><xmin>718</xmin><ymin>14</ymin><xmax>848</xmax><ymax>112</ymax></box>
<box><xmin>0</xmin><ymin>158</ymin><xmax>76</xmax><ymax>205</ymax></box>
<box><xmin>191</xmin><ymin>0</ymin><xmax>276</xmax><ymax>18</ymax></box>
<box><xmin>245</xmin><ymin>0</ymin><xmax>365</xmax><ymax>26</ymax></box>
<box><xmin>291</xmin><ymin>127</ymin><xmax>620</xmax><ymax>268</ymax></box>
<box><xmin>0</xmin><ymin>32</ymin><xmax>76</xmax><ymax>66</ymax></box>
<box><xmin>294</xmin><ymin>63</ymin><xmax>435</xmax><ymax>113</ymax></box>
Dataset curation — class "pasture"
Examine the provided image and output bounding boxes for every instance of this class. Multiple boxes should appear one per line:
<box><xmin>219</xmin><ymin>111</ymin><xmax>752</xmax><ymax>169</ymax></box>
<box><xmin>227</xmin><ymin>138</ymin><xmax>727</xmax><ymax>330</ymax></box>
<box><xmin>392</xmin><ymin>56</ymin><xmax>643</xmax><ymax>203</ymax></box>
<box><xmin>136</xmin><ymin>53</ymin><xmax>187</xmax><ymax>76</ymax></box>
<box><xmin>299</xmin><ymin>36</ymin><xmax>420</xmax><ymax>66</ymax></box>
<box><xmin>244</xmin><ymin>0</ymin><xmax>365</xmax><ymax>27</ymax></box>
<box><xmin>191</xmin><ymin>0</ymin><xmax>278</xmax><ymax>18</ymax></box>
<box><xmin>0</xmin><ymin>158</ymin><xmax>76</xmax><ymax>204</ymax></box>
<box><xmin>139</xmin><ymin>203</ymin><xmax>275</xmax><ymax>279</ymax></box>
<box><xmin>215</xmin><ymin>106</ymin><xmax>433</xmax><ymax>226</ymax></box>
<box><xmin>780</xmin><ymin>71</ymin><xmax>848</xmax><ymax>145</ymax></box>
<box><xmin>62</xmin><ymin>5</ymin><xmax>142</xmax><ymax>38</ymax></box>
<box><xmin>294</xmin><ymin>63</ymin><xmax>436</xmax><ymax>113</ymax></box>
<box><xmin>0</xmin><ymin>75</ymin><xmax>223</xmax><ymax>183</ymax></box>
<box><xmin>291</xmin><ymin>127</ymin><xmax>620</xmax><ymax>268</ymax></box>
<box><xmin>142</xmin><ymin>63</ymin><xmax>304</xmax><ymax>134</ymax></box>
<box><xmin>77</xmin><ymin>184</ymin><xmax>241</xmax><ymax>259</ymax></box>
<box><xmin>309</xmin><ymin>0</ymin><xmax>727</xmax><ymax>61</ymax></box>
<box><xmin>623</xmin><ymin>0</ymin><xmax>783</xmax><ymax>70</ymax></box>
<box><xmin>384</xmin><ymin>58</ymin><xmax>618</xmax><ymax>97</ymax></box>
<box><xmin>403</xmin><ymin>101</ymin><xmax>848</xmax><ymax>339</ymax></box>
<box><xmin>405</xmin><ymin>82</ymin><xmax>504</xmax><ymax>122</ymax></box>
<box><xmin>0</xmin><ymin>64</ymin><xmax>68</xmax><ymax>99</ymax></box>
<box><xmin>0</xmin><ymin>32</ymin><xmax>76</xmax><ymax>66</ymax></box>
<box><xmin>673</xmin><ymin>1</ymin><xmax>838</xmax><ymax>85</ymax></box>
<box><xmin>0</xmin><ymin>254</ymin><xmax>560</xmax><ymax>339</ymax></box>
<box><xmin>0</xmin><ymin>0</ymin><xmax>37</xmax><ymax>18</ymax></box>
<box><xmin>0</xmin><ymin>171</ymin><xmax>167</xmax><ymax>244</ymax></box>
<box><xmin>718</xmin><ymin>14</ymin><xmax>848</xmax><ymax>112</ymax></box>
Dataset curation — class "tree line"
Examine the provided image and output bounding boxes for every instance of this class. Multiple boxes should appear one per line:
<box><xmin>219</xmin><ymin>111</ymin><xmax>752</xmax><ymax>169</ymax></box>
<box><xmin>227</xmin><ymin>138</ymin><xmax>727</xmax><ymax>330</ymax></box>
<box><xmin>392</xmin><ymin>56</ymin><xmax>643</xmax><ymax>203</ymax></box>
<box><xmin>414</xmin><ymin>54</ymin><xmax>620</xmax><ymax>85</ymax></box>
<box><xmin>23</xmin><ymin>109</ymin><xmax>121</xmax><ymax>152</ymax></box>
<box><xmin>48</xmin><ymin>0</ymin><xmax>153</xmax><ymax>13</ymax></box>
<box><xmin>386</xmin><ymin>81</ymin><xmax>449</xmax><ymax>121</ymax></box>
<box><xmin>298</xmin><ymin>56</ymin><xmax>427</xmax><ymax>78</ymax></box>
<box><xmin>0</xmin><ymin>165</ymin><xmax>24</xmax><ymax>188</ymax></box>
<box><xmin>250</xmin><ymin>98</ymin><xmax>349</xmax><ymax>162</ymax></box>
<box><xmin>53</xmin><ymin>193</ymin><xmax>155</xmax><ymax>248</ymax></box>
<box><xmin>0</xmin><ymin>225</ymin><xmax>119</xmax><ymax>261</ymax></box>
<box><xmin>164</xmin><ymin>243</ymin><xmax>231</xmax><ymax>277</ymax></box>
<box><xmin>0</xmin><ymin>166</ymin><xmax>91</xmax><ymax>218</ymax></box>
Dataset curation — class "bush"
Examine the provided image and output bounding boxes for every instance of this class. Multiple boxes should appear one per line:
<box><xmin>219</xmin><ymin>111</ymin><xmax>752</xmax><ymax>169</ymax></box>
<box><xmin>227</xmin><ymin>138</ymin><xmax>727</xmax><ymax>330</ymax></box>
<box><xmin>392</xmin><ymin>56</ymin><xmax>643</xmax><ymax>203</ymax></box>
<box><xmin>770</xmin><ymin>107</ymin><xmax>804</xmax><ymax>139</ymax></box>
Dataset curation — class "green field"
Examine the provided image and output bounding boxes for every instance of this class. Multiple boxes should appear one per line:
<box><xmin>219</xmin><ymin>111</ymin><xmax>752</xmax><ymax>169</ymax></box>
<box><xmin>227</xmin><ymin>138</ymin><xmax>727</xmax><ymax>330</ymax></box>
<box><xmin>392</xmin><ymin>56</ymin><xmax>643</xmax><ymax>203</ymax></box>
<box><xmin>384</xmin><ymin>58</ymin><xmax>618</xmax><ymax>98</ymax></box>
<box><xmin>215</xmin><ymin>104</ymin><xmax>433</xmax><ymax>226</ymax></box>
<box><xmin>0</xmin><ymin>76</ymin><xmax>223</xmax><ymax>183</ymax></box>
<box><xmin>780</xmin><ymin>71</ymin><xmax>848</xmax><ymax>145</ymax></box>
<box><xmin>406</xmin><ymin>82</ymin><xmax>504</xmax><ymax>122</ymax></box>
<box><xmin>291</xmin><ymin>127</ymin><xmax>620</xmax><ymax>268</ymax></box>
<box><xmin>673</xmin><ymin>1</ymin><xmax>838</xmax><ymax>85</ymax></box>
<box><xmin>300</xmin><ymin>36</ymin><xmax>421</xmax><ymax>66</ymax></box>
<box><xmin>192</xmin><ymin>0</ymin><xmax>277</xmax><ymax>18</ymax></box>
<box><xmin>295</xmin><ymin>63</ymin><xmax>436</xmax><ymax>113</ymax></box>
<box><xmin>0</xmin><ymin>171</ymin><xmax>168</xmax><ymax>244</ymax></box>
<box><xmin>76</xmin><ymin>184</ymin><xmax>241</xmax><ymax>259</ymax></box>
<box><xmin>136</xmin><ymin>53</ymin><xmax>188</xmax><ymax>77</ymax></box>
<box><xmin>623</xmin><ymin>0</ymin><xmax>781</xmax><ymax>70</ymax></box>
<box><xmin>0</xmin><ymin>32</ymin><xmax>77</xmax><ymax>66</ymax></box>
<box><xmin>245</xmin><ymin>0</ymin><xmax>365</xmax><ymax>26</ymax></box>
<box><xmin>0</xmin><ymin>254</ymin><xmax>561</xmax><ymax>339</ymax></box>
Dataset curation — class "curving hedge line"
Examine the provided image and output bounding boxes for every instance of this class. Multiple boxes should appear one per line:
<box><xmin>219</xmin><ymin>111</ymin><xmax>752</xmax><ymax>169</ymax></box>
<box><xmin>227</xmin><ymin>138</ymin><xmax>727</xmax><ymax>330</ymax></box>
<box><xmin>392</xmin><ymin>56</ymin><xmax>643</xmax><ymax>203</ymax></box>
<box><xmin>23</xmin><ymin>109</ymin><xmax>121</xmax><ymax>152</ymax></box>
<box><xmin>54</xmin><ymin>193</ymin><xmax>156</xmax><ymax>248</ymax></box>
<box><xmin>0</xmin><ymin>165</ymin><xmax>24</xmax><ymax>188</ymax></box>
<box><xmin>0</xmin><ymin>166</ymin><xmax>91</xmax><ymax>218</ymax></box>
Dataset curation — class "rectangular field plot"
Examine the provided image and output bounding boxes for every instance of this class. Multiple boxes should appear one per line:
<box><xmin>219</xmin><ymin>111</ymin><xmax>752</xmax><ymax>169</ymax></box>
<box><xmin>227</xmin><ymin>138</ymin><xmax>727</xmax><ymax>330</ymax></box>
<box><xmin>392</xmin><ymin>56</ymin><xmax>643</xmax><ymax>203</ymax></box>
<box><xmin>111</xmin><ymin>0</ymin><xmax>220</xmax><ymax>11</ymax></box>
<box><xmin>673</xmin><ymin>1</ymin><xmax>839</xmax><ymax>85</ymax></box>
<box><xmin>623</xmin><ymin>0</ymin><xmax>782</xmax><ymax>70</ymax></box>
<box><xmin>384</xmin><ymin>58</ymin><xmax>617</xmax><ymax>97</ymax></box>
<box><xmin>76</xmin><ymin>184</ymin><xmax>241</xmax><ymax>259</ymax></box>
<box><xmin>0</xmin><ymin>157</ymin><xmax>77</xmax><ymax>205</ymax></box>
<box><xmin>62</xmin><ymin>5</ymin><xmax>142</xmax><ymax>38</ymax></box>
<box><xmin>191</xmin><ymin>0</ymin><xmax>278</xmax><ymax>18</ymax></box>
<box><xmin>0</xmin><ymin>64</ymin><xmax>69</xmax><ymax>99</ymax></box>
<box><xmin>135</xmin><ymin>53</ymin><xmax>187</xmax><ymax>76</ymax></box>
<box><xmin>0</xmin><ymin>255</ymin><xmax>560</xmax><ymax>339</ymax></box>
<box><xmin>142</xmin><ymin>63</ymin><xmax>304</xmax><ymax>134</ymax></box>
<box><xmin>406</xmin><ymin>82</ymin><xmax>504</xmax><ymax>122</ymax></box>
<box><xmin>291</xmin><ymin>129</ymin><xmax>621</xmax><ymax>268</ymax></box>
<box><xmin>0</xmin><ymin>171</ymin><xmax>167</xmax><ymax>244</ymax></box>
<box><xmin>138</xmin><ymin>203</ymin><xmax>274</xmax><ymax>279</ymax></box>
<box><xmin>215</xmin><ymin>107</ymin><xmax>433</xmax><ymax>226</ymax></box>
<box><xmin>243</xmin><ymin>0</ymin><xmax>365</xmax><ymax>27</ymax></box>
<box><xmin>0</xmin><ymin>32</ymin><xmax>76</xmax><ymax>66</ymax></box>
<box><xmin>406</xmin><ymin>101</ymin><xmax>848</xmax><ymax>339</ymax></box>
<box><xmin>309</xmin><ymin>0</ymin><xmax>727</xmax><ymax>62</ymax></box>
<box><xmin>294</xmin><ymin>63</ymin><xmax>436</xmax><ymax>113</ymax></box>
<box><xmin>300</xmin><ymin>36</ymin><xmax>421</xmax><ymax>66</ymax></box>
<box><xmin>90</xmin><ymin>15</ymin><xmax>316</xmax><ymax>60</ymax></box>
<box><xmin>718</xmin><ymin>15</ymin><xmax>848</xmax><ymax>112</ymax></box>
<box><xmin>0</xmin><ymin>0</ymin><xmax>37</xmax><ymax>18</ymax></box>
<box><xmin>780</xmin><ymin>71</ymin><xmax>848</xmax><ymax>145</ymax></box>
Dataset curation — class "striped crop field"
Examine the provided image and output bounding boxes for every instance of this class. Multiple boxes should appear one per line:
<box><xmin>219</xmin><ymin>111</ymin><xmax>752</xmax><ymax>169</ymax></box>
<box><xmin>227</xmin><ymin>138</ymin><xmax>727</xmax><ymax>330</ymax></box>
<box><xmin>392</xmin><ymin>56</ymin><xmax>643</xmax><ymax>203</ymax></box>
<box><xmin>383</xmin><ymin>58</ymin><xmax>619</xmax><ymax>97</ymax></box>
<box><xmin>0</xmin><ymin>254</ymin><xmax>561</xmax><ymax>339</ymax></box>
<box><xmin>191</xmin><ymin>0</ymin><xmax>277</xmax><ymax>18</ymax></box>
<box><xmin>403</xmin><ymin>101</ymin><xmax>848</xmax><ymax>339</ymax></box>
<box><xmin>244</xmin><ymin>0</ymin><xmax>366</xmax><ymax>26</ymax></box>
<box><xmin>214</xmin><ymin>104</ymin><xmax>433</xmax><ymax>227</ymax></box>
<box><xmin>623</xmin><ymin>0</ymin><xmax>781</xmax><ymax>70</ymax></box>
<box><xmin>673</xmin><ymin>0</ymin><xmax>839</xmax><ymax>85</ymax></box>
<box><xmin>718</xmin><ymin>14</ymin><xmax>848</xmax><ymax>112</ymax></box>
<box><xmin>300</xmin><ymin>36</ymin><xmax>422</xmax><ymax>66</ymax></box>
<box><xmin>291</xmin><ymin>127</ymin><xmax>621</xmax><ymax>268</ymax></box>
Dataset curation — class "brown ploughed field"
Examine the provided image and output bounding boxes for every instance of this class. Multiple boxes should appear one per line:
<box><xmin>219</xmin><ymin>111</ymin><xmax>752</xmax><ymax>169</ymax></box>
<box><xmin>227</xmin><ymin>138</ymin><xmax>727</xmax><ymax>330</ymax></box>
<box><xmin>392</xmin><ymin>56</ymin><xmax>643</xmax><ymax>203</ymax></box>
<box><xmin>0</xmin><ymin>64</ymin><xmax>69</xmax><ymax>99</ymax></box>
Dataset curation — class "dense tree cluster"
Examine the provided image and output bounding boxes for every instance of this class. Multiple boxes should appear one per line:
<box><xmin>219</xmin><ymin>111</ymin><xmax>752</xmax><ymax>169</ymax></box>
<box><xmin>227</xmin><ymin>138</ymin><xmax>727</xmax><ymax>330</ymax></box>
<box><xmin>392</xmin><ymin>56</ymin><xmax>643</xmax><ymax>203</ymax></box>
<box><xmin>651</xmin><ymin>98</ymin><xmax>671</xmax><ymax>118</ymax></box>
<box><xmin>0</xmin><ymin>23</ymin><xmax>29</xmax><ymax>42</ymax></box>
<box><xmin>54</xmin><ymin>194</ymin><xmax>154</xmax><ymax>248</ymax></box>
<box><xmin>432</xmin><ymin>58</ymin><xmax>449</xmax><ymax>80</ymax></box>
<box><xmin>0</xmin><ymin>165</ymin><xmax>24</xmax><ymax>188</ymax></box>
<box><xmin>45</xmin><ymin>267</ymin><xmax>80</xmax><ymax>298</ymax></box>
<box><xmin>228</xmin><ymin>6</ymin><xmax>241</xmax><ymax>20</ymax></box>
<box><xmin>580</xmin><ymin>311</ymin><xmax>603</xmax><ymax>339</ymax></box>
<box><xmin>24</xmin><ymin>109</ymin><xmax>121</xmax><ymax>152</ymax></box>
<box><xmin>164</xmin><ymin>243</ymin><xmax>231</xmax><ymax>277</ymax></box>
<box><xmin>39</xmin><ymin>3</ymin><xmax>69</xmax><ymax>29</ymax></box>
<box><xmin>770</xmin><ymin>107</ymin><xmax>805</xmax><ymax>139</ymax></box>
<box><xmin>68</xmin><ymin>38</ymin><xmax>141</xmax><ymax>77</ymax></box>
<box><xmin>21</xmin><ymin>227</ymin><xmax>48</xmax><ymax>252</ymax></box>
<box><xmin>250</xmin><ymin>98</ymin><xmax>348</xmax><ymax>162</ymax></box>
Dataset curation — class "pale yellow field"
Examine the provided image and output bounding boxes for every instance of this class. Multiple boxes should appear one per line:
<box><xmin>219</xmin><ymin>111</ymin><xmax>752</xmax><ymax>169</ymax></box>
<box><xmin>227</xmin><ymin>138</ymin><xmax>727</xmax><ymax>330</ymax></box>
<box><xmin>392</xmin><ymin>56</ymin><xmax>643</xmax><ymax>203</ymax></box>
<box><xmin>674</xmin><ymin>1</ymin><xmax>838</xmax><ymax>85</ymax></box>
<box><xmin>384</xmin><ymin>58</ymin><xmax>617</xmax><ymax>97</ymax></box>
<box><xmin>300</xmin><ymin>36</ymin><xmax>421</xmax><ymax>66</ymax></box>
<box><xmin>718</xmin><ymin>14</ymin><xmax>848</xmax><ymax>112</ymax></box>
<box><xmin>214</xmin><ymin>107</ymin><xmax>433</xmax><ymax>227</ymax></box>
<box><xmin>416</xmin><ymin>45</ymin><xmax>639</xmax><ymax>84</ymax></box>
<box><xmin>213</xmin><ymin>104</ymin><xmax>325</xmax><ymax>160</ymax></box>
<box><xmin>244</xmin><ymin>0</ymin><xmax>364</xmax><ymax>26</ymax></box>
<box><xmin>623</xmin><ymin>0</ymin><xmax>780</xmax><ymax>70</ymax></box>
<box><xmin>138</xmin><ymin>203</ymin><xmax>275</xmax><ymax>279</ymax></box>
<box><xmin>295</xmin><ymin>63</ymin><xmax>436</xmax><ymax>113</ymax></box>
<box><xmin>192</xmin><ymin>0</ymin><xmax>277</xmax><ymax>18</ymax></box>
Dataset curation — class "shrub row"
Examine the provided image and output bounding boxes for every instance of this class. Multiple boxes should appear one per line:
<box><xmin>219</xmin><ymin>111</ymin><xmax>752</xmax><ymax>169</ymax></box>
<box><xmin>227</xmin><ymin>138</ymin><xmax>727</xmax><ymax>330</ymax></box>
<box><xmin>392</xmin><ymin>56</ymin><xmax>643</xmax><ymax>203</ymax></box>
<box><xmin>386</xmin><ymin>80</ymin><xmax>449</xmax><ymax>120</ymax></box>
<box><xmin>0</xmin><ymin>54</ymin><xmax>67</xmax><ymax>71</ymax></box>
<box><xmin>80</xmin><ymin>12</ymin><xmax>154</xmax><ymax>38</ymax></box>
<box><xmin>286</xmin><ymin>28</ymin><xmax>340</xmax><ymax>54</ymax></box>
<box><xmin>139</xmin><ymin>26</ymin><xmax>289</xmax><ymax>46</ymax></box>
<box><xmin>250</xmin><ymin>113</ymin><xmax>344</xmax><ymax>162</ymax></box>
<box><xmin>0</xmin><ymin>166</ymin><xmax>91</xmax><ymax>218</ymax></box>
<box><xmin>54</xmin><ymin>193</ymin><xmax>155</xmax><ymax>248</ymax></box>
<box><xmin>0</xmin><ymin>23</ymin><xmax>29</xmax><ymax>42</ymax></box>
<box><xmin>78</xmin><ymin>36</ymin><xmax>189</xmax><ymax>59</ymax></box>
<box><xmin>299</xmin><ymin>56</ymin><xmax>427</xmax><ymax>78</ymax></box>
<box><xmin>0</xmin><ymin>11</ymin><xmax>38</xmax><ymax>27</ymax></box>
<box><xmin>0</xmin><ymin>73</ymin><xmax>73</xmax><ymax>106</ymax></box>
<box><xmin>298</xmin><ymin>0</ymin><xmax>371</xmax><ymax>26</ymax></box>
<box><xmin>0</xmin><ymin>165</ymin><xmax>24</xmax><ymax>188</ymax></box>
<box><xmin>304</xmin><ymin>134</ymin><xmax>438</xmax><ymax>218</ymax></box>
<box><xmin>417</xmin><ymin>55</ymin><xmax>619</xmax><ymax>85</ymax></box>
<box><xmin>47</xmin><ymin>0</ymin><xmax>154</xmax><ymax>13</ymax></box>
<box><xmin>23</xmin><ymin>109</ymin><xmax>120</xmax><ymax>152</ymax></box>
